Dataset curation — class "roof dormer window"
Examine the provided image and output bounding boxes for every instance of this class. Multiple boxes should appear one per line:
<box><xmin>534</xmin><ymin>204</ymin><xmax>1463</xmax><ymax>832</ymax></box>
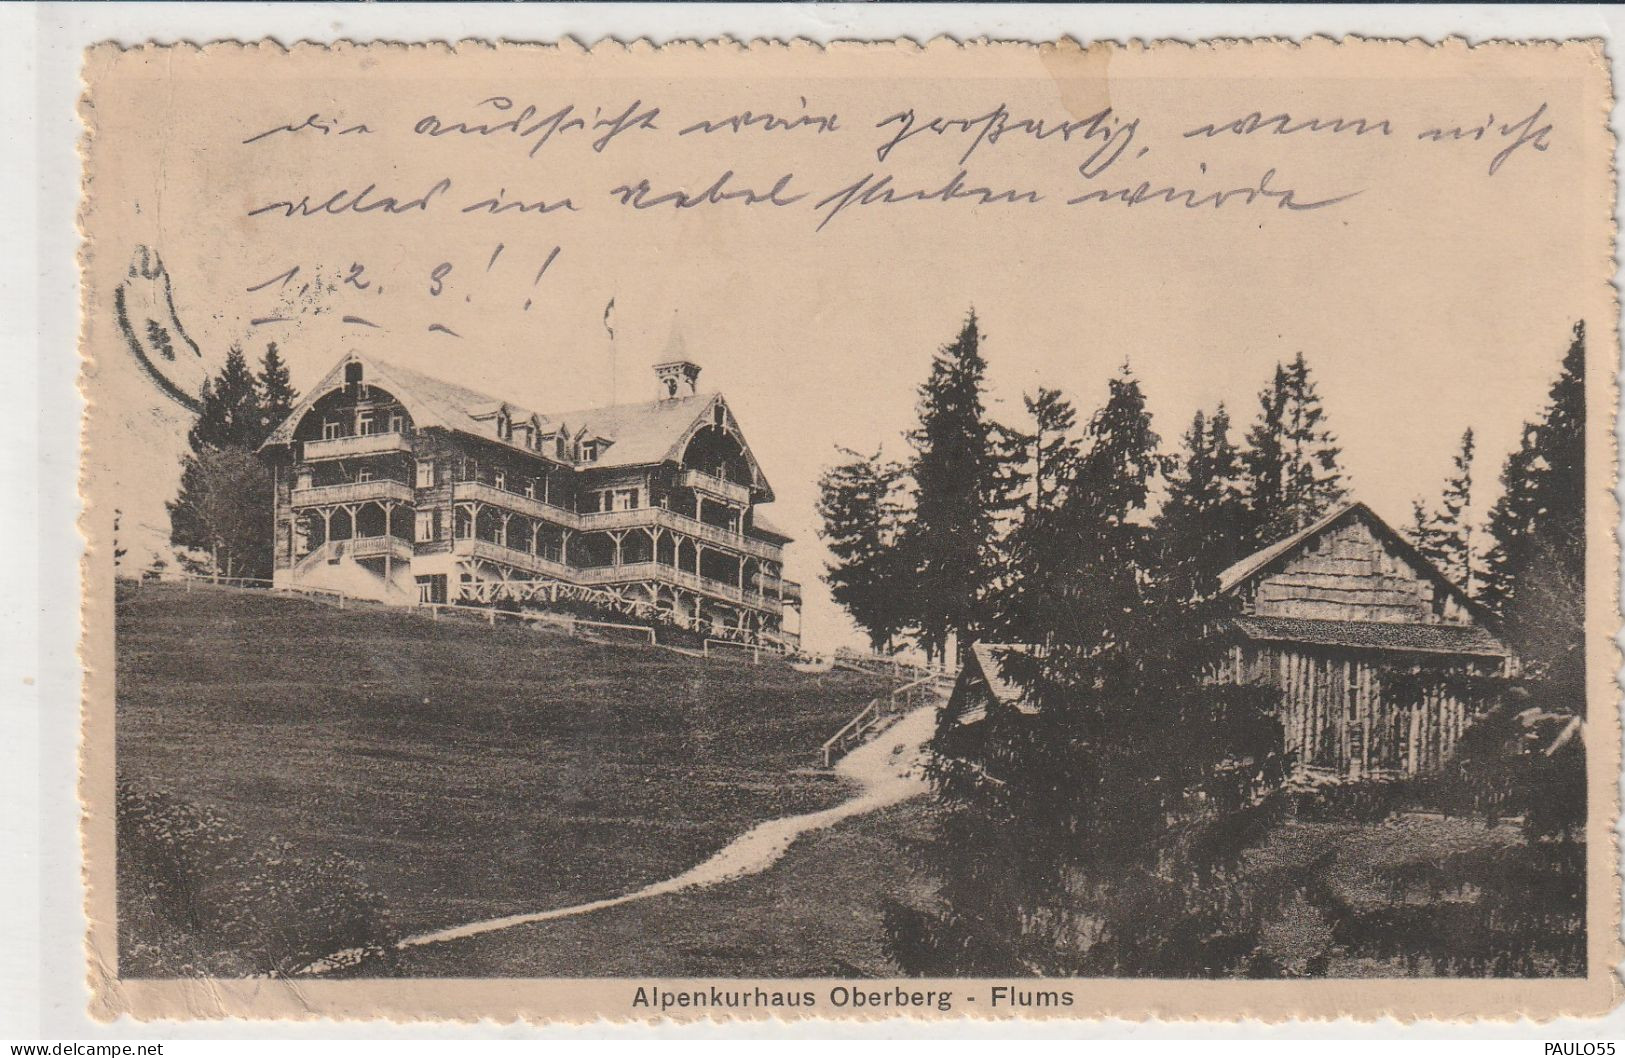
<box><xmin>581</xmin><ymin>442</ymin><xmax>598</xmax><ymax>463</ymax></box>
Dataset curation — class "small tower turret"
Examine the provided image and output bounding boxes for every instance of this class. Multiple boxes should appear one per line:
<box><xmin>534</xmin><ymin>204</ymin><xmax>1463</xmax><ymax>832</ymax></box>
<box><xmin>654</xmin><ymin>359</ymin><xmax>702</xmax><ymax>400</ymax></box>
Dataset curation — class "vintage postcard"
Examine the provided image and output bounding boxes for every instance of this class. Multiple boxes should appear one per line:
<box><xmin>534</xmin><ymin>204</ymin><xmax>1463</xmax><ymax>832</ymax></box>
<box><xmin>79</xmin><ymin>38</ymin><xmax>1620</xmax><ymax>1023</ymax></box>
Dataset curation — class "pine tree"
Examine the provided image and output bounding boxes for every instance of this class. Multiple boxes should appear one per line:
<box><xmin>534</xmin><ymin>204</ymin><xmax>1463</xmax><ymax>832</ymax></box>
<box><xmin>905</xmin><ymin>310</ymin><xmax>1003</xmax><ymax>663</ymax></box>
<box><xmin>1157</xmin><ymin>403</ymin><xmax>1249</xmax><ymax>597</ymax></box>
<box><xmin>816</xmin><ymin>448</ymin><xmax>912</xmax><ymax>653</ymax></box>
<box><xmin>257</xmin><ymin>342</ymin><xmax>299</xmax><ymax>434</ymax></box>
<box><xmin>1406</xmin><ymin>496</ymin><xmax>1446</xmax><ymax>563</ymax></box>
<box><xmin>1242</xmin><ymin>354</ymin><xmax>1347</xmax><ymax>545</ymax></box>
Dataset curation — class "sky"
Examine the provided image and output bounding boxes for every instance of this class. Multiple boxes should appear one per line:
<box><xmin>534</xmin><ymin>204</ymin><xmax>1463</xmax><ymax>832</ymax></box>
<box><xmin>83</xmin><ymin>41</ymin><xmax>1611</xmax><ymax>651</ymax></box>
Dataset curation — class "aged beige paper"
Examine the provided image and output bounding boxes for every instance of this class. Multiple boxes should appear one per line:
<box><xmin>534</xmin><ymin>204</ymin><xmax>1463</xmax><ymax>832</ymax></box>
<box><xmin>80</xmin><ymin>38</ymin><xmax>1620</xmax><ymax>1022</ymax></box>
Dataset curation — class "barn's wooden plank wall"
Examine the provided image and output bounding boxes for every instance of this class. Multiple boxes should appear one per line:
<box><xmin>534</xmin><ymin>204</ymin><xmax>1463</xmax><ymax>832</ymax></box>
<box><xmin>1224</xmin><ymin>514</ymin><xmax>1503</xmax><ymax>777</ymax></box>
<box><xmin>1223</xmin><ymin>644</ymin><xmax>1483</xmax><ymax>775</ymax></box>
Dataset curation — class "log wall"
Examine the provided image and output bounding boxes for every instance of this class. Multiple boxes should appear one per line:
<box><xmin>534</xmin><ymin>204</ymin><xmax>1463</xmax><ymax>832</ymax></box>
<box><xmin>1225</xmin><ymin>643</ymin><xmax>1491</xmax><ymax>775</ymax></box>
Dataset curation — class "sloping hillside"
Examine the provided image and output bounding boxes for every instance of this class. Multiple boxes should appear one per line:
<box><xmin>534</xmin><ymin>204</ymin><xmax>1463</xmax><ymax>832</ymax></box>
<box><xmin>115</xmin><ymin>583</ymin><xmax>893</xmax><ymax>955</ymax></box>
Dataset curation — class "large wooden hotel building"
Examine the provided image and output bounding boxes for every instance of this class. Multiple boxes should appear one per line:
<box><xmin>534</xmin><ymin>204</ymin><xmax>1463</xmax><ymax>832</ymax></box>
<box><xmin>259</xmin><ymin>352</ymin><xmax>802</xmax><ymax>648</ymax></box>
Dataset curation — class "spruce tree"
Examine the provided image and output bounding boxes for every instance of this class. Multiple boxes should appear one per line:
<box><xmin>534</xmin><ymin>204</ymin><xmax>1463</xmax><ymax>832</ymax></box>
<box><xmin>899</xmin><ymin>366</ymin><xmax>1288</xmax><ymax>976</ymax></box>
<box><xmin>1242</xmin><ymin>354</ymin><xmax>1347</xmax><ymax>545</ymax></box>
<box><xmin>1483</xmin><ymin>322</ymin><xmax>1585</xmax><ymax>675</ymax></box>
<box><xmin>905</xmin><ymin>311</ymin><xmax>1002</xmax><ymax>663</ymax></box>
<box><xmin>987</xmin><ymin>388</ymin><xmax>1084</xmax><ymax>641</ymax></box>
<box><xmin>816</xmin><ymin>448</ymin><xmax>912</xmax><ymax>653</ymax></box>
<box><xmin>1409</xmin><ymin>428</ymin><xmax>1477</xmax><ymax>593</ymax></box>
<box><xmin>188</xmin><ymin>345</ymin><xmax>266</xmax><ymax>451</ymax></box>
<box><xmin>169</xmin><ymin>346</ymin><xmax>275</xmax><ymax>579</ymax></box>
<box><xmin>257</xmin><ymin>342</ymin><xmax>299</xmax><ymax>434</ymax></box>
<box><xmin>1021</xmin><ymin>387</ymin><xmax>1081</xmax><ymax>516</ymax></box>
<box><xmin>1281</xmin><ymin>352</ymin><xmax>1347</xmax><ymax>521</ymax></box>
<box><xmin>1157</xmin><ymin>403</ymin><xmax>1250</xmax><ymax>597</ymax></box>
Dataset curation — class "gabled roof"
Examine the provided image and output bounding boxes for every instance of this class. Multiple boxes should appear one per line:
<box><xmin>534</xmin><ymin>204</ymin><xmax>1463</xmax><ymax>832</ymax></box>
<box><xmin>951</xmin><ymin>643</ymin><xmax>1039</xmax><ymax>726</ymax></box>
<box><xmin>748</xmin><ymin>510</ymin><xmax>794</xmax><ymax>543</ymax></box>
<box><xmin>1216</xmin><ymin>501</ymin><xmax>1495</xmax><ymax>629</ymax></box>
<box><xmin>260</xmin><ymin>355</ymin><xmax>540</xmax><ymax>452</ymax></box>
<box><xmin>545</xmin><ymin>391</ymin><xmax>718</xmax><ymax>468</ymax></box>
<box><xmin>259</xmin><ymin>354</ymin><xmax>773</xmax><ymax>494</ymax></box>
<box><xmin>1217</xmin><ymin>503</ymin><xmax>1357</xmax><ymax>594</ymax></box>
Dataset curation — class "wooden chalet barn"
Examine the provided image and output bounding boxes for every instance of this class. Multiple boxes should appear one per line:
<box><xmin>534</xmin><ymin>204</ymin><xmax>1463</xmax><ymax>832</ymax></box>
<box><xmin>1216</xmin><ymin>502</ymin><xmax>1511</xmax><ymax>777</ymax></box>
<box><xmin>944</xmin><ymin>502</ymin><xmax>1512</xmax><ymax>780</ymax></box>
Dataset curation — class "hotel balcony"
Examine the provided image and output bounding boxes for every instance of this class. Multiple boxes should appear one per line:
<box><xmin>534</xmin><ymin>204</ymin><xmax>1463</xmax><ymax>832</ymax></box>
<box><xmin>678</xmin><ymin>468</ymin><xmax>753</xmax><ymax>506</ymax></box>
<box><xmin>453</xmin><ymin>534</ymin><xmax>781</xmax><ymax>613</ymax></box>
<box><xmin>302</xmin><ymin>431</ymin><xmax>413</xmax><ymax>461</ymax></box>
<box><xmin>344</xmin><ymin>535</ymin><xmax>415</xmax><ymax>562</ymax></box>
<box><xmin>452</xmin><ymin>536</ymin><xmax>577</xmax><ymax>580</ymax></box>
<box><xmin>451</xmin><ymin>480</ymin><xmax>573</xmax><ymax>524</ymax></box>
<box><xmin>588</xmin><ymin>508</ymin><xmax>784</xmax><ymax>563</ymax></box>
<box><xmin>453</xmin><ymin>479</ymin><xmax>783</xmax><ymax>563</ymax></box>
<box><xmin>586</xmin><ymin>562</ymin><xmax>773</xmax><ymax>611</ymax></box>
<box><xmin>291</xmin><ymin>479</ymin><xmax>415</xmax><ymax>507</ymax></box>
<box><xmin>758</xmin><ymin>575</ymin><xmax>802</xmax><ymax>605</ymax></box>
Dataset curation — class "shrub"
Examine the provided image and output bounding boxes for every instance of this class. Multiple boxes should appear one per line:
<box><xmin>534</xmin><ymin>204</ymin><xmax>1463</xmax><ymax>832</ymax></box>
<box><xmin>1288</xmin><ymin>777</ymin><xmax>1408</xmax><ymax>823</ymax></box>
<box><xmin>117</xmin><ymin>781</ymin><xmax>396</xmax><ymax>977</ymax></box>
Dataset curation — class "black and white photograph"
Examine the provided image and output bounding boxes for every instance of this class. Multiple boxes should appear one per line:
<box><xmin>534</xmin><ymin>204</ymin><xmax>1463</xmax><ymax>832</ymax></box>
<box><xmin>69</xmin><ymin>33</ymin><xmax>1617</xmax><ymax>1024</ymax></box>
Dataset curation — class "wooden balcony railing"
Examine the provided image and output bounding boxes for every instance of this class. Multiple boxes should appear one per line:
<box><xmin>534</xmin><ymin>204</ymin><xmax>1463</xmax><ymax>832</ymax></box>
<box><xmin>291</xmin><ymin>479</ymin><xmax>414</xmax><ymax>507</ymax></box>
<box><xmin>678</xmin><ymin>468</ymin><xmax>753</xmax><ymax>505</ymax></box>
<box><xmin>452</xmin><ymin>537</ymin><xmax>576</xmax><ymax>580</ymax></box>
<box><xmin>302</xmin><ymin>431</ymin><xmax>413</xmax><ymax>461</ymax></box>
<box><xmin>452</xmin><ymin>481</ymin><xmax>784</xmax><ymax>562</ymax></box>
<box><xmin>450</xmin><ymin>480</ymin><xmax>571</xmax><ymax>523</ymax></box>
<box><xmin>345</xmin><ymin>535</ymin><xmax>415</xmax><ymax>562</ymax></box>
<box><xmin>450</xmin><ymin>536</ymin><xmax>781</xmax><ymax>612</ymax></box>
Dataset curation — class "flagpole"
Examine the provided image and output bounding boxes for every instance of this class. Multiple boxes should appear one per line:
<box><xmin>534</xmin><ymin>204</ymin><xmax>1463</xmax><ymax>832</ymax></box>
<box><xmin>603</xmin><ymin>296</ymin><xmax>617</xmax><ymax>405</ymax></box>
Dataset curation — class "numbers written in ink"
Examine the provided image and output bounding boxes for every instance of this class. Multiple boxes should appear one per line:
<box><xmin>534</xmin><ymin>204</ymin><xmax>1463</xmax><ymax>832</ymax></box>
<box><xmin>242</xmin><ymin>246</ymin><xmax>563</xmax><ymax>332</ymax></box>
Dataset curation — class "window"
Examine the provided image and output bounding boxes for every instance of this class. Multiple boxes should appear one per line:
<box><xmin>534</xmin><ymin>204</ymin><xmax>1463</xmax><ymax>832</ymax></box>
<box><xmin>613</xmin><ymin>488</ymin><xmax>639</xmax><ymax>511</ymax></box>
<box><xmin>415</xmin><ymin>510</ymin><xmax>441</xmax><ymax>543</ymax></box>
<box><xmin>556</xmin><ymin>436</ymin><xmax>566</xmax><ymax>459</ymax></box>
<box><xmin>357</xmin><ymin>467</ymin><xmax>373</xmax><ymax>483</ymax></box>
<box><xmin>356</xmin><ymin>412</ymin><xmax>375</xmax><ymax>436</ymax></box>
<box><xmin>322</xmin><ymin>420</ymin><xmax>341</xmax><ymax>440</ymax></box>
<box><xmin>416</xmin><ymin>460</ymin><xmax>436</xmax><ymax>488</ymax></box>
<box><xmin>494</xmin><ymin>470</ymin><xmax>507</xmax><ymax>491</ymax></box>
<box><xmin>389</xmin><ymin>412</ymin><xmax>405</xmax><ymax>434</ymax></box>
<box><xmin>581</xmin><ymin>442</ymin><xmax>597</xmax><ymax>463</ymax></box>
<box><xmin>524</xmin><ymin>479</ymin><xmax>537</xmax><ymax>500</ymax></box>
<box><xmin>714</xmin><ymin>404</ymin><xmax>726</xmax><ymax>427</ymax></box>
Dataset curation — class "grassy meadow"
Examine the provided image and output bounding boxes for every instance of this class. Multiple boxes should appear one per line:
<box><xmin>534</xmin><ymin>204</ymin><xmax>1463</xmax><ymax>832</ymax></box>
<box><xmin>115</xmin><ymin>582</ymin><xmax>893</xmax><ymax>966</ymax></box>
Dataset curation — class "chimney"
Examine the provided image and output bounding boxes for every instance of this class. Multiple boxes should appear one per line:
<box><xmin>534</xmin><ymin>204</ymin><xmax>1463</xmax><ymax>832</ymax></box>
<box><xmin>654</xmin><ymin>359</ymin><xmax>702</xmax><ymax>400</ymax></box>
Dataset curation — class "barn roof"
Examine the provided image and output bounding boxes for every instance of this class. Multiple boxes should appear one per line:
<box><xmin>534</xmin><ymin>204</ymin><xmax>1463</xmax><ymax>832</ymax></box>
<box><xmin>1231</xmin><ymin>615</ymin><xmax>1510</xmax><ymax>657</ymax></box>
<box><xmin>1217</xmin><ymin>503</ymin><xmax>1360</xmax><ymax>593</ymax></box>
<box><xmin>260</xmin><ymin>353</ymin><xmax>773</xmax><ymax>496</ymax></box>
